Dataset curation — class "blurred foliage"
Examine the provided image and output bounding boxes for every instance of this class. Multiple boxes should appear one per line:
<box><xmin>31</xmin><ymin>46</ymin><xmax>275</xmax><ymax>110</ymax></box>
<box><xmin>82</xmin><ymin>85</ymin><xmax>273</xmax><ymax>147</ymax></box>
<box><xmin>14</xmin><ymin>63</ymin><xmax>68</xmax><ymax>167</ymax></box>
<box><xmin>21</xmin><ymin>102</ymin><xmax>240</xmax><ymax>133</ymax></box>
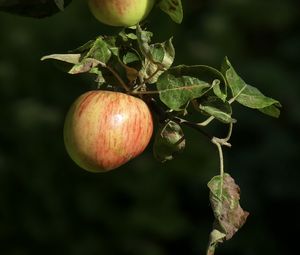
<box><xmin>0</xmin><ymin>0</ymin><xmax>72</xmax><ymax>18</ymax></box>
<box><xmin>0</xmin><ymin>0</ymin><xmax>299</xmax><ymax>255</ymax></box>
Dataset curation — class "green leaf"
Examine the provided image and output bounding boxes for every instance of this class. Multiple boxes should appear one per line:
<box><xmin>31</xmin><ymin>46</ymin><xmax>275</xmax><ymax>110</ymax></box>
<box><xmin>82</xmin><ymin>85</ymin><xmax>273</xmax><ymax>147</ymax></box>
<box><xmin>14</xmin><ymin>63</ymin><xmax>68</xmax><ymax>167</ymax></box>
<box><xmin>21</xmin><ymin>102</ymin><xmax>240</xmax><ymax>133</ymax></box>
<box><xmin>223</xmin><ymin>57</ymin><xmax>281</xmax><ymax>117</ymax></box>
<box><xmin>157</xmin><ymin>65</ymin><xmax>218</xmax><ymax>110</ymax></box>
<box><xmin>41</xmin><ymin>54</ymin><xmax>81</xmax><ymax>64</ymax></box>
<box><xmin>259</xmin><ymin>105</ymin><xmax>281</xmax><ymax>118</ymax></box>
<box><xmin>136</xmin><ymin>25</ymin><xmax>153</xmax><ymax>58</ymax></box>
<box><xmin>119</xmin><ymin>30</ymin><xmax>138</xmax><ymax>41</ymax></box>
<box><xmin>123</xmin><ymin>52</ymin><xmax>140</xmax><ymax>64</ymax></box>
<box><xmin>212</xmin><ymin>79</ymin><xmax>227</xmax><ymax>102</ymax></box>
<box><xmin>153</xmin><ymin>121</ymin><xmax>185</xmax><ymax>162</ymax></box>
<box><xmin>141</xmin><ymin>38</ymin><xmax>175</xmax><ymax>83</ymax></box>
<box><xmin>85</xmin><ymin>37</ymin><xmax>112</xmax><ymax>64</ymax></box>
<box><xmin>178</xmin><ymin>65</ymin><xmax>227</xmax><ymax>101</ymax></box>
<box><xmin>42</xmin><ymin>38</ymin><xmax>113</xmax><ymax>75</ymax></box>
<box><xmin>207</xmin><ymin>173</ymin><xmax>249</xmax><ymax>254</ymax></box>
<box><xmin>136</xmin><ymin>25</ymin><xmax>175</xmax><ymax>83</ymax></box>
<box><xmin>158</xmin><ymin>0</ymin><xmax>183</xmax><ymax>24</ymax></box>
<box><xmin>157</xmin><ymin>73</ymin><xmax>210</xmax><ymax>110</ymax></box>
<box><xmin>199</xmin><ymin>96</ymin><xmax>236</xmax><ymax>124</ymax></box>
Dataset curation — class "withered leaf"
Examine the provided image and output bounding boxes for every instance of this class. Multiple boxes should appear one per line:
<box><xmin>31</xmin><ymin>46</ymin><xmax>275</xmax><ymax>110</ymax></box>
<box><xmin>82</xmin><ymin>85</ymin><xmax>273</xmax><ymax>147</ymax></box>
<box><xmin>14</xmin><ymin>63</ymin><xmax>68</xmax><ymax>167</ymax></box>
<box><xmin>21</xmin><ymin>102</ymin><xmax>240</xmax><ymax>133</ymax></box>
<box><xmin>207</xmin><ymin>173</ymin><xmax>249</xmax><ymax>254</ymax></box>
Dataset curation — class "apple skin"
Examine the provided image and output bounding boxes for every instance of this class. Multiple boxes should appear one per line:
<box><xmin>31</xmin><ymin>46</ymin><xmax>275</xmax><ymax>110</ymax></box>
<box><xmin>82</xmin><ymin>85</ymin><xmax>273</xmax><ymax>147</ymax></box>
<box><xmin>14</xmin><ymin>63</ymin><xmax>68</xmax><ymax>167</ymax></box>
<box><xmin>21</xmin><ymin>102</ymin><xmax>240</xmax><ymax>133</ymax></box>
<box><xmin>64</xmin><ymin>90</ymin><xmax>153</xmax><ymax>173</ymax></box>
<box><xmin>87</xmin><ymin>0</ymin><xmax>155</xmax><ymax>27</ymax></box>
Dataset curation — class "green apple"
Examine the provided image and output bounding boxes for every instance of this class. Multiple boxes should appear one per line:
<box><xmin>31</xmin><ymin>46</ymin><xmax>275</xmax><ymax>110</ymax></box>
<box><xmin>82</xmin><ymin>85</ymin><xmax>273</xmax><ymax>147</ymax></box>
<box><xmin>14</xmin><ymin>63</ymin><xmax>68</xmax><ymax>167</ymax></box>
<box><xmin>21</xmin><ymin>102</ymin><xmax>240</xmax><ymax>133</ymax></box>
<box><xmin>64</xmin><ymin>90</ymin><xmax>153</xmax><ymax>172</ymax></box>
<box><xmin>87</xmin><ymin>0</ymin><xmax>155</xmax><ymax>27</ymax></box>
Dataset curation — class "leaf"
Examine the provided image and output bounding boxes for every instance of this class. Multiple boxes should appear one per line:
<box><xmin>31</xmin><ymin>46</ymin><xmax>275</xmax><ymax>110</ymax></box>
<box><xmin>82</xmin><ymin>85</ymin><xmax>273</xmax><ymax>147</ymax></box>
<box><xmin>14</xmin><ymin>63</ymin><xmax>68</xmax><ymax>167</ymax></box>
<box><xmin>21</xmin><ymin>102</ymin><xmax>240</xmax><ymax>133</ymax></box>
<box><xmin>159</xmin><ymin>0</ymin><xmax>183</xmax><ymax>24</ymax></box>
<box><xmin>157</xmin><ymin>74</ymin><xmax>210</xmax><ymax>110</ymax></box>
<box><xmin>153</xmin><ymin>121</ymin><xmax>185</xmax><ymax>162</ymax></box>
<box><xmin>136</xmin><ymin>25</ymin><xmax>153</xmax><ymax>58</ymax></box>
<box><xmin>212</xmin><ymin>79</ymin><xmax>227</xmax><ymax>102</ymax></box>
<box><xmin>68</xmin><ymin>58</ymin><xmax>102</xmax><ymax>74</ymax></box>
<box><xmin>207</xmin><ymin>173</ymin><xmax>249</xmax><ymax>254</ymax></box>
<box><xmin>41</xmin><ymin>54</ymin><xmax>103</xmax><ymax>74</ymax></box>
<box><xmin>123</xmin><ymin>65</ymin><xmax>139</xmax><ymax>83</ymax></box>
<box><xmin>157</xmin><ymin>65</ymin><xmax>217</xmax><ymax>110</ymax></box>
<box><xmin>259</xmin><ymin>105</ymin><xmax>281</xmax><ymax>118</ymax></box>
<box><xmin>177</xmin><ymin>65</ymin><xmax>227</xmax><ymax>101</ymax></box>
<box><xmin>223</xmin><ymin>57</ymin><xmax>281</xmax><ymax>117</ymax></box>
<box><xmin>41</xmin><ymin>54</ymin><xmax>81</xmax><ymax>64</ymax></box>
<box><xmin>136</xmin><ymin>25</ymin><xmax>175</xmax><ymax>83</ymax></box>
<box><xmin>85</xmin><ymin>37</ymin><xmax>112</xmax><ymax>64</ymax></box>
<box><xmin>199</xmin><ymin>96</ymin><xmax>236</xmax><ymax>124</ymax></box>
<box><xmin>206</xmin><ymin>230</ymin><xmax>226</xmax><ymax>255</ymax></box>
<box><xmin>41</xmin><ymin>38</ymin><xmax>113</xmax><ymax>75</ymax></box>
<box><xmin>119</xmin><ymin>30</ymin><xmax>138</xmax><ymax>41</ymax></box>
<box><xmin>141</xmin><ymin>38</ymin><xmax>175</xmax><ymax>83</ymax></box>
<box><xmin>123</xmin><ymin>52</ymin><xmax>140</xmax><ymax>64</ymax></box>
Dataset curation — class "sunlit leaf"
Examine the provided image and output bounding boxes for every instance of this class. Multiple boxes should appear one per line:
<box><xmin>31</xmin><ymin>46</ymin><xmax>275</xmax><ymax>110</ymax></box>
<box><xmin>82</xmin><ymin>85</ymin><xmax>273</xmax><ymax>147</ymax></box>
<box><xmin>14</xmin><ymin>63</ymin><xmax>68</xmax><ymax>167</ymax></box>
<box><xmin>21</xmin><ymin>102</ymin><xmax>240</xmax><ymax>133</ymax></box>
<box><xmin>157</xmin><ymin>65</ymin><xmax>222</xmax><ymax>110</ymax></box>
<box><xmin>41</xmin><ymin>54</ymin><xmax>81</xmax><ymax>64</ymax></box>
<box><xmin>157</xmin><ymin>73</ymin><xmax>210</xmax><ymax>110</ymax></box>
<box><xmin>223</xmin><ymin>57</ymin><xmax>281</xmax><ymax>117</ymax></box>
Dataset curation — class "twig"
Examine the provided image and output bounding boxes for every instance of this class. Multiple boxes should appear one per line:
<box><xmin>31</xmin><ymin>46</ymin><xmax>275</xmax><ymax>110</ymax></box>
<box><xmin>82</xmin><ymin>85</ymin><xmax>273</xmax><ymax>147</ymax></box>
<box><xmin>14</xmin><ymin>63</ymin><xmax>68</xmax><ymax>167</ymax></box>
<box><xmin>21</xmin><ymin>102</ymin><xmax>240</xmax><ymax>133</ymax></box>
<box><xmin>106</xmin><ymin>65</ymin><xmax>130</xmax><ymax>92</ymax></box>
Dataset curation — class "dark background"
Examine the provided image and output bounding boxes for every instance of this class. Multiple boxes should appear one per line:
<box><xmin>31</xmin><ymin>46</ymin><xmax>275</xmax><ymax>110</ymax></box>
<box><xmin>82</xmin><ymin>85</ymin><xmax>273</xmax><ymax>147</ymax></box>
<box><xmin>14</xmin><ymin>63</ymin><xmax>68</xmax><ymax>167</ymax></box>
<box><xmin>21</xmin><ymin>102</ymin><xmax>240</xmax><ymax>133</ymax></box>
<box><xmin>0</xmin><ymin>0</ymin><xmax>299</xmax><ymax>254</ymax></box>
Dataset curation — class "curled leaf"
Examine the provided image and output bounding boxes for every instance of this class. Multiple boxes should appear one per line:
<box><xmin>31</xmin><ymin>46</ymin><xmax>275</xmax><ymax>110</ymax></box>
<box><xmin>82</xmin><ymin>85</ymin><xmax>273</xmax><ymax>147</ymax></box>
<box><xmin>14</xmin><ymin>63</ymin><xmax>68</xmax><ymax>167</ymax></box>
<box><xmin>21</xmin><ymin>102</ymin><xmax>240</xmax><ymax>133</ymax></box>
<box><xmin>198</xmin><ymin>96</ymin><xmax>236</xmax><ymax>124</ymax></box>
<box><xmin>153</xmin><ymin>120</ymin><xmax>185</xmax><ymax>162</ymax></box>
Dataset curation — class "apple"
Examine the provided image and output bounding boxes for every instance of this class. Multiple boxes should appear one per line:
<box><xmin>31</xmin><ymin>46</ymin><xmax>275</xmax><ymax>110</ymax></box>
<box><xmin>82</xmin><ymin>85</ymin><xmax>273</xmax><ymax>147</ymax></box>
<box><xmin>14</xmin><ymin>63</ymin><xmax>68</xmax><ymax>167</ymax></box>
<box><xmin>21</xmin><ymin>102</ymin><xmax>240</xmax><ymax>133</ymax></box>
<box><xmin>64</xmin><ymin>90</ymin><xmax>153</xmax><ymax>172</ymax></box>
<box><xmin>87</xmin><ymin>0</ymin><xmax>155</xmax><ymax>27</ymax></box>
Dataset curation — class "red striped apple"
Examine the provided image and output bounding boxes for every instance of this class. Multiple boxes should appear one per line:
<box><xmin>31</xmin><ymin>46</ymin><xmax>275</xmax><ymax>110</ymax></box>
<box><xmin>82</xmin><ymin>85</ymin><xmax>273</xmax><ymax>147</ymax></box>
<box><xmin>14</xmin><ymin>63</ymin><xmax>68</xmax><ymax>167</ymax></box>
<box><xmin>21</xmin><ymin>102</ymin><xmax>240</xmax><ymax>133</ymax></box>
<box><xmin>64</xmin><ymin>90</ymin><xmax>153</xmax><ymax>172</ymax></box>
<box><xmin>87</xmin><ymin>0</ymin><xmax>155</xmax><ymax>27</ymax></box>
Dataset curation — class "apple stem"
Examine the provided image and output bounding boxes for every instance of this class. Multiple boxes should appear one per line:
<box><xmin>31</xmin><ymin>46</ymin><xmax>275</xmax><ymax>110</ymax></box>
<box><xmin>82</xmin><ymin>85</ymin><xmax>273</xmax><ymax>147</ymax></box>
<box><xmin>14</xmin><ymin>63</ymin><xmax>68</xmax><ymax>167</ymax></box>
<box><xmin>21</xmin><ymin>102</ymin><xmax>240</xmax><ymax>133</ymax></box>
<box><xmin>131</xmin><ymin>90</ymin><xmax>160</xmax><ymax>95</ymax></box>
<box><xmin>212</xmin><ymin>138</ymin><xmax>225</xmax><ymax>178</ymax></box>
